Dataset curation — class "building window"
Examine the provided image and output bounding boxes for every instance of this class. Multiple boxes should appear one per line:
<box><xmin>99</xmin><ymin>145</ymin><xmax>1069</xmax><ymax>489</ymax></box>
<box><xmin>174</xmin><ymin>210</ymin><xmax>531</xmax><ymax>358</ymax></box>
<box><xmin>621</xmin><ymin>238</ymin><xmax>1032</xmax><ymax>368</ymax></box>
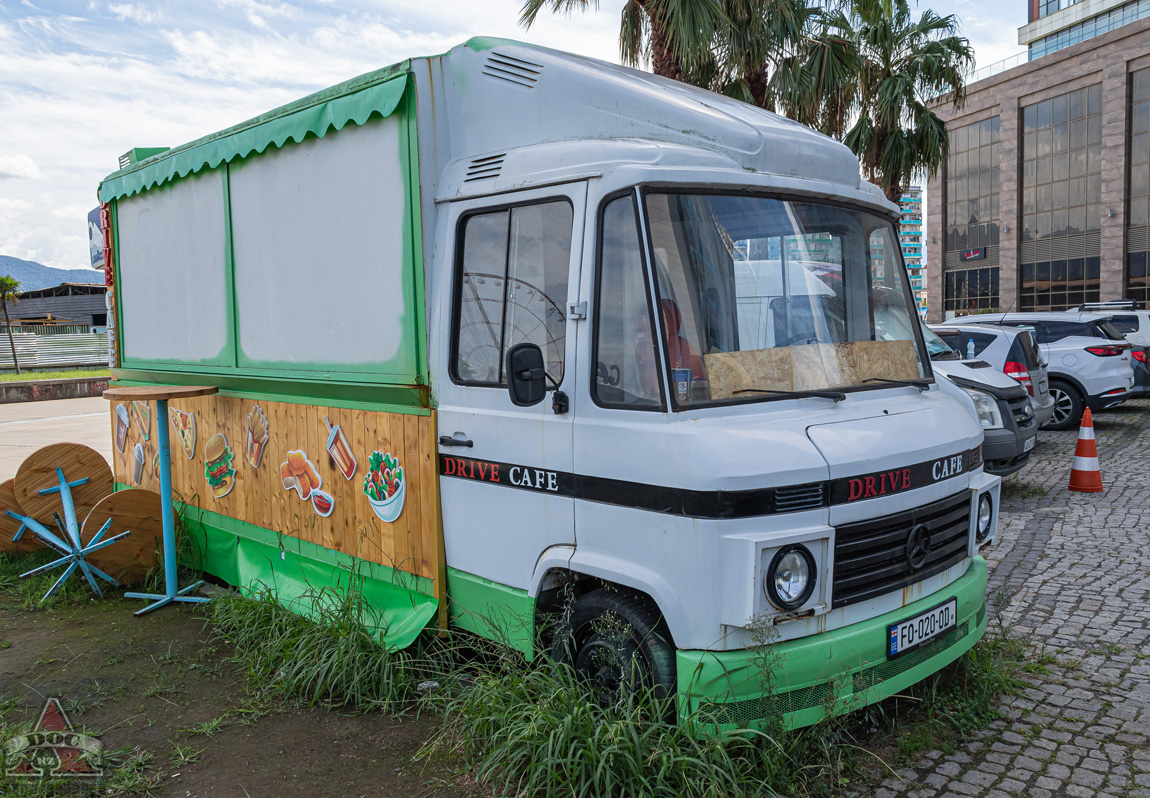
<box><xmin>1020</xmin><ymin>258</ymin><xmax>1100</xmax><ymax>310</ymax></box>
<box><xmin>1038</xmin><ymin>0</ymin><xmax>1085</xmax><ymax>19</ymax></box>
<box><xmin>944</xmin><ymin>267</ymin><xmax>1000</xmax><ymax>314</ymax></box>
<box><xmin>1128</xmin><ymin>67</ymin><xmax>1150</xmax><ymax>304</ymax></box>
<box><xmin>943</xmin><ymin>117</ymin><xmax>1000</xmax><ymax>313</ymax></box>
<box><xmin>1019</xmin><ymin>85</ymin><xmax>1102</xmax><ymax>311</ymax></box>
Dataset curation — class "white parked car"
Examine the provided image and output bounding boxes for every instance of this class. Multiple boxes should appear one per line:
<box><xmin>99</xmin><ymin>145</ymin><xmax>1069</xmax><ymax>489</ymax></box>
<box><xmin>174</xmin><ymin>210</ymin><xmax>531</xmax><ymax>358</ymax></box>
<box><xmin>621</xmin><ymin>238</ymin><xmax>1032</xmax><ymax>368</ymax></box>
<box><xmin>930</xmin><ymin>324</ymin><xmax>1056</xmax><ymax>428</ymax></box>
<box><xmin>1079</xmin><ymin>301</ymin><xmax>1150</xmax><ymax>346</ymax></box>
<box><xmin>936</xmin><ymin>311</ymin><xmax>1134</xmax><ymax>430</ymax></box>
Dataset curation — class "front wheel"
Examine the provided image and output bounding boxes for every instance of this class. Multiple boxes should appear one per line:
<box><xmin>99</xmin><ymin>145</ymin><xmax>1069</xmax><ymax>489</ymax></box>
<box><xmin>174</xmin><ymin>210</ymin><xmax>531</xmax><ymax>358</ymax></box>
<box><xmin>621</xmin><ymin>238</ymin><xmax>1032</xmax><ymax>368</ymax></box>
<box><xmin>1044</xmin><ymin>381</ymin><xmax>1083</xmax><ymax>430</ymax></box>
<box><xmin>551</xmin><ymin>588</ymin><xmax>677</xmax><ymax>708</ymax></box>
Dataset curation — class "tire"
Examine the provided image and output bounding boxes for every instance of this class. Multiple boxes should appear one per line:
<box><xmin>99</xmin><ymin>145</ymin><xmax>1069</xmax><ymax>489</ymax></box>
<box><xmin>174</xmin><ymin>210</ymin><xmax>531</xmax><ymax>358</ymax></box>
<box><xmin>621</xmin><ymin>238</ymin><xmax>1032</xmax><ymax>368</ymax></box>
<box><xmin>1044</xmin><ymin>380</ymin><xmax>1083</xmax><ymax>430</ymax></box>
<box><xmin>551</xmin><ymin>588</ymin><xmax>677</xmax><ymax>706</ymax></box>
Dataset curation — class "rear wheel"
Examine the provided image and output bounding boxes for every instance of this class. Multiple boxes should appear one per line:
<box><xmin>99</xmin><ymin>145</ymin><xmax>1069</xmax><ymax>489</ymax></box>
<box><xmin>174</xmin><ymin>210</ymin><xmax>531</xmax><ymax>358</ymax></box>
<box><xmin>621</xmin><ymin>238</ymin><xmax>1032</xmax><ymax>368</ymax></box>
<box><xmin>1044</xmin><ymin>381</ymin><xmax>1083</xmax><ymax>430</ymax></box>
<box><xmin>551</xmin><ymin>588</ymin><xmax>676</xmax><ymax>709</ymax></box>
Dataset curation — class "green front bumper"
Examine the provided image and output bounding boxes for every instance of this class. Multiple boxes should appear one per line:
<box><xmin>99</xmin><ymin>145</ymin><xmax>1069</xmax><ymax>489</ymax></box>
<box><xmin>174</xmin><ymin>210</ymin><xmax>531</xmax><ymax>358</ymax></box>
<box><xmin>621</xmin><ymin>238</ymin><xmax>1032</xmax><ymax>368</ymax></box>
<box><xmin>677</xmin><ymin>556</ymin><xmax>989</xmax><ymax>732</ymax></box>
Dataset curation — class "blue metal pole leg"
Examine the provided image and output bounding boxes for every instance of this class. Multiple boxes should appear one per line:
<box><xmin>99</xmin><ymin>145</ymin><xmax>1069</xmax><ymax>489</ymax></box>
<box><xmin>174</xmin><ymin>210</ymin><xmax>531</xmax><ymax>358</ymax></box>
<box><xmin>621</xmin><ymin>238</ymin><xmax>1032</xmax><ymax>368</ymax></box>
<box><xmin>124</xmin><ymin>397</ymin><xmax>209</xmax><ymax>615</ymax></box>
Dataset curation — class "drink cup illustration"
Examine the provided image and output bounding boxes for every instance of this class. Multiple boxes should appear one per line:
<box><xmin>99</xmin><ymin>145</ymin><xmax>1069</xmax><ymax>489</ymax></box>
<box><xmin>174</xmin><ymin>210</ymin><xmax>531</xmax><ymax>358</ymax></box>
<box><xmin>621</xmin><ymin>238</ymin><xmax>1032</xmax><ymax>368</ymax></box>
<box><xmin>115</xmin><ymin>404</ymin><xmax>130</xmax><ymax>453</ymax></box>
<box><xmin>132</xmin><ymin>443</ymin><xmax>145</xmax><ymax>485</ymax></box>
<box><xmin>324</xmin><ymin>417</ymin><xmax>357</xmax><ymax>480</ymax></box>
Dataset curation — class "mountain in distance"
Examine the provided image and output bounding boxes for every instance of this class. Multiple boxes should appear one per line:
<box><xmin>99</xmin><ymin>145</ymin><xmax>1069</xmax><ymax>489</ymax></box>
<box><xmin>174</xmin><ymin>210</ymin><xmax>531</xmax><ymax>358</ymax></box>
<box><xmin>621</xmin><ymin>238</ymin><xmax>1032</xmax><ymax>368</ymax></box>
<box><xmin>0</xmin><ymin>255</ymin><xmax>103</xmax><ymax>292</ymax></box>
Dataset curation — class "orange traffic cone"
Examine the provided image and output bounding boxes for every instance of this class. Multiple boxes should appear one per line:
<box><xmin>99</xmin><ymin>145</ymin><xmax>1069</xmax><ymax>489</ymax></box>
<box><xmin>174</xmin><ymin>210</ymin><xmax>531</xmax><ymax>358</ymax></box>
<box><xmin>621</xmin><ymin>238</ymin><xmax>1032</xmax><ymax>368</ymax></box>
<box><xmin>1068</xmin><ymin>407</ymin><xmax>1103</xmax><ymax>493</ymax></box>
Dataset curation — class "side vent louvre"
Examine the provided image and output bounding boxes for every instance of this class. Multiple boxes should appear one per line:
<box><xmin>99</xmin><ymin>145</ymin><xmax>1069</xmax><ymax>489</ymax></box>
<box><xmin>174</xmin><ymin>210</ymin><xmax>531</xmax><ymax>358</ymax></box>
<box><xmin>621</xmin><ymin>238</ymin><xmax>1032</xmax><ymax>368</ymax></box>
<box><xmin>774</xmin><ymin>483</ymin><xmax>826</xmax><ymax>512</ymax></box>
<box><xmin>483</xmin><ymin>51</ymin><xmax>544</xmax><ymax>88</ymax></box>
<box><xmin>465</xmin><ymin>154</ymin><xmax>506</xmax><ymax>182</ymax></box>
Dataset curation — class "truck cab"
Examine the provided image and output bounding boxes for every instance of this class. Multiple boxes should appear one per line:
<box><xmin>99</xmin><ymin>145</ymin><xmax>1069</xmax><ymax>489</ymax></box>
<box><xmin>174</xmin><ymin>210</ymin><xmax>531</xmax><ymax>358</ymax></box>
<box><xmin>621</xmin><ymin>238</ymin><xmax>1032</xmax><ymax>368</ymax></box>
<box><xmin>422</xmin><ymin>41</ymin><xmax>999</xmax><ymax>729</ymax></box>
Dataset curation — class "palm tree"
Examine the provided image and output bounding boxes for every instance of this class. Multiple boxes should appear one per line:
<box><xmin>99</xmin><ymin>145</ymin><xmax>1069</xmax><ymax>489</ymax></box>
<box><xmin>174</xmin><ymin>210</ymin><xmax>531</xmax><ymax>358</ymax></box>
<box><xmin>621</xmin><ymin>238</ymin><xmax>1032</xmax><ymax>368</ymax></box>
<box><xmin>778</xmin><ymin>0</ymin><xmax>973</xmax><ymax>202</ymax></box>
<box><xmin>519</xmin><ymin>0</ymin><xmax>726</xmax><ymax>81</ymax></box>
<box><xmin>0</xmin><ymin>276</ymin><xmax>21</xmax><ymax>375</ymax></box>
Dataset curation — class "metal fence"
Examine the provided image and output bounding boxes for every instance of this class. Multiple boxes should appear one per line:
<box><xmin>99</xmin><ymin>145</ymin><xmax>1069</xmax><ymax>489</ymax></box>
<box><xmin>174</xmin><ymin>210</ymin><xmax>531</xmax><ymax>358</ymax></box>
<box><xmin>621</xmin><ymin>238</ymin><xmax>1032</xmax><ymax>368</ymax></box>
<box><xmin>0</xmin><ymin>331</ymin><xmax>109</xmax><ymax>371</ymax></box>
<box><xmin>1</xmin><ymin>324</ymin><xmax>95</xmax><ymax>336</ymax></box>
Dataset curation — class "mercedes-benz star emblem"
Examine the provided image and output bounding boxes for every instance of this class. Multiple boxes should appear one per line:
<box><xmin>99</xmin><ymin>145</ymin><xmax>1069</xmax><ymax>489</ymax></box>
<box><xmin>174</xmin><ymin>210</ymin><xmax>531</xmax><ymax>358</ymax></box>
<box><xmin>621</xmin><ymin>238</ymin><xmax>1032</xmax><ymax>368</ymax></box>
<box><xmin>906</xmin><ymin>524</ymin><xmax>931</xmax><ymax>570</ymax></box>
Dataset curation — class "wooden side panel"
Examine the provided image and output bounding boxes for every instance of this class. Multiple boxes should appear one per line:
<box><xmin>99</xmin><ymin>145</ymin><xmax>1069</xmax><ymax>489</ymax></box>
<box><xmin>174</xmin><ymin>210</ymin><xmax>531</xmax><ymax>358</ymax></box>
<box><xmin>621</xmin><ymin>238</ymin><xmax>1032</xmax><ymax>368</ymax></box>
<box><xmin>108</xmin><ymin>397</ymin><xmax>442</xmax><ymax>587</ymax></box>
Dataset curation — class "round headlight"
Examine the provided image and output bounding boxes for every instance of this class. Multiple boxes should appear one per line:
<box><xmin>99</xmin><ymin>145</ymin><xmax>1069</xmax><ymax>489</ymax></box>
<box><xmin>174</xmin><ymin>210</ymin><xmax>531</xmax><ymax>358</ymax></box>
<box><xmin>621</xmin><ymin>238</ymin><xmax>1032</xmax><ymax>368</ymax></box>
<box><xmin>976</xmin><ymin>494</ymin><xmax>993</xmax><ymax>542</ymax></box>
<box><xmin>765</xmin><ymin>545</ymin><xmax>816</xmax><ymax>610</ymax></box>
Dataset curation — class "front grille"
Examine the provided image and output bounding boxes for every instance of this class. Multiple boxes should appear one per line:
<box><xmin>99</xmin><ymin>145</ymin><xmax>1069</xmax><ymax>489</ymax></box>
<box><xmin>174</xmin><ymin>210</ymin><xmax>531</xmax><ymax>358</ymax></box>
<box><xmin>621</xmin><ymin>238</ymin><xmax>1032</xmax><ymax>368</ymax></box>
<box><xmin>774</xmin><ymin>483</ymin><xmax>826</xmax><ymax>512</ymax></box>
<box><xmin>1008</xmin><ymin>395</ymin><xmax>1036</xmax><ymax>429</ymax></box>
<box><xmin>832</xmin><ymin>492</ymin><xmax>970</xmax><ymax>609</ymax></box>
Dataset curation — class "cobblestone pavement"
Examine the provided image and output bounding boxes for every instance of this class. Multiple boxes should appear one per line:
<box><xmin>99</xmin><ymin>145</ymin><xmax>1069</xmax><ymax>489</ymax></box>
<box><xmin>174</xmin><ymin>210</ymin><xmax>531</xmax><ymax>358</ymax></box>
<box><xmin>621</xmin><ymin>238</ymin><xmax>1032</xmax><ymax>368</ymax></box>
<box><xmin>876</xmin><ymin>398</ymin><xmax>1150</xmax><ymax>798</ymax></box>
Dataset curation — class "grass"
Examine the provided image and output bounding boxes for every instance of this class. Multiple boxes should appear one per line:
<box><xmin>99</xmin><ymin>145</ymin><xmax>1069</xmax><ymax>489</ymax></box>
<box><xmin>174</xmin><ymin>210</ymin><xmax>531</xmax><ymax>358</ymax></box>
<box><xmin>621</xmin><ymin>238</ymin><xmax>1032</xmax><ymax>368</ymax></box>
<box><xmin>209</xmin><ymin>580</ymin><xmax>442</xmax><ymax>712</ymax></box>
<box><xmin>0</xmin><ymin>367</ymin><xmax>110</xmax><ymax>382</ymax></box>
<box><xmin>1001</xmin><ymin>476</ymin><xmax>1049</xmax><ymax>500</ymax></box>
<box><xmin>1</xmin><ymin>546</ymin><xmax>1036</xmax><ymax>797</ymax></box>
<box><xmin>207</xmin><ymin>579</ymin><xmax>1035</xmax><ymax>798</ymax></box>
<box><xmin>0</xmin><ymin>689</ymin><xmax>161</xmax><ymax>797</ymax></box>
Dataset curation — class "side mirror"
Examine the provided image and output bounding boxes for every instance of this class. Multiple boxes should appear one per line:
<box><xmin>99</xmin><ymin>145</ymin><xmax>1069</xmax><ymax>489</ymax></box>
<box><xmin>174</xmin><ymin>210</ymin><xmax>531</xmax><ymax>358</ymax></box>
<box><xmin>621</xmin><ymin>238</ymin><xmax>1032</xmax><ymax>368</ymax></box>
<box><xmin>506</xmin><ymin>343</ymin><xmax>548</xmax><ymax>407</ymax></box>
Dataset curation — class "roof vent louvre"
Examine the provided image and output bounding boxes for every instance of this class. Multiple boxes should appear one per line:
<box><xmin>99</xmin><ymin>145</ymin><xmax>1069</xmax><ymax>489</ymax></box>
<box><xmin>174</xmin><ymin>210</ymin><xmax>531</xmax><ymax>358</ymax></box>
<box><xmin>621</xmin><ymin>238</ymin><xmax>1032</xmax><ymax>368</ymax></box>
<box><xmin>483</xmin><ymin>51</ymin><xmax>544</xmax><ymax>88</ymax></box>
<box><xmin>465</xmin><ymin>154</ymin><xmax>506</xmax><ymax>182</ymax></box>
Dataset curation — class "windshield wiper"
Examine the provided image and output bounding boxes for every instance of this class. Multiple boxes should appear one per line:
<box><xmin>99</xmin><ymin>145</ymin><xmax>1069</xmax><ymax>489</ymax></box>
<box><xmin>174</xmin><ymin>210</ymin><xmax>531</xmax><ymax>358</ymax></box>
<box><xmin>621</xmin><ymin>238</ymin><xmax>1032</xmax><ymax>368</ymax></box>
<box><xmin>732</xmin><ymin>388</ymin><xmax>846</xmax><ymax>402</ymax></box>
<box><xmin>861</xmin><ymin>378</ymin><xmax>929</xmax><ymax>392</ymax></box>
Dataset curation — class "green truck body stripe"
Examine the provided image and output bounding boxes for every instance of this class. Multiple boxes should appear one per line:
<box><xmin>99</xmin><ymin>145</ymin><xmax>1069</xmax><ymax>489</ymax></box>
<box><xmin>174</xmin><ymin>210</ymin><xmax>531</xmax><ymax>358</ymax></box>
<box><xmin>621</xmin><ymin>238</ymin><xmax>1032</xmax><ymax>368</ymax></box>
<box><xmin>677</xmin><ymin>557</ymin><xmax>989</xmax><ymax>732</ymax></box>
<box><xmin>445</xmin><ymin>567</ymin><xmax>535</xmax><ymax>659</ymax></box>
<box><xmin>114</xmin><ymin>482</ymin><xmax>437</xmax><ymax>650</ymax></box>
<box><xmin>108</xmin><ymin>372</ymin><xmax>430</xmax><ymax>414</ymax></box>
<box><xmin>99</xmin><ymin>72</ymin><xmax>409</xmax><ymax>202</ymax></box>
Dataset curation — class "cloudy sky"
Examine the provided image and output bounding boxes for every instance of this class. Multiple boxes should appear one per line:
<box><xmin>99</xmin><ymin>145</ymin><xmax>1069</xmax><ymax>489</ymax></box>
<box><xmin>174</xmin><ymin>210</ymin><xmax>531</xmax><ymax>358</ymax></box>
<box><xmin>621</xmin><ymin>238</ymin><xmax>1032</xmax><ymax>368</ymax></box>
<box><xmin>1</xmin><ymin>0</ymin><xmax>1027</xmax><ymax>272</ymax></box>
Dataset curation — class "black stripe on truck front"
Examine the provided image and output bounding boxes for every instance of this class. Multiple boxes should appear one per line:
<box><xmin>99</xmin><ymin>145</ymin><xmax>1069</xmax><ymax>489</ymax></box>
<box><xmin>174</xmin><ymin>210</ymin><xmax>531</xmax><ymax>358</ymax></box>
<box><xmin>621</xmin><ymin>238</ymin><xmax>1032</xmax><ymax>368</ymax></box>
<box><xmin>438</xmin><ymin>446</ymin><xmax>982</xmax><ymax>519</ymax></box>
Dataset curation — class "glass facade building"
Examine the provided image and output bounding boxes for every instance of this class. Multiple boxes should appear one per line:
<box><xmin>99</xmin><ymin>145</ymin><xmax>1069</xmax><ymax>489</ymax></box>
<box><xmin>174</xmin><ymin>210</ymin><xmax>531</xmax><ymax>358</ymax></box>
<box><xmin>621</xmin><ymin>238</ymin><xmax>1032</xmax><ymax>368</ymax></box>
<box><xmin>1019</xmin><ymin>85</ymin><xmax>1103</xmax><ymax>310</ymax></box>
<box><xmin>1029</xmin><ymin>0</ymin><xmax>1150</xmax><ymax>59</ymax></box>
<box><xmin>1128</xmin><ymin>66</ymin><xmax>1150</xmax><ymax>303</ymax></box>
<box><xmin>942</xmin><ymin>117</ymin><xmax>1000</xmax><ymax>313</ymax></box>
<box><xmin>927</xmin><ymin>0</ymin><xmax>1150</xmax><ymax>321</ymax></box>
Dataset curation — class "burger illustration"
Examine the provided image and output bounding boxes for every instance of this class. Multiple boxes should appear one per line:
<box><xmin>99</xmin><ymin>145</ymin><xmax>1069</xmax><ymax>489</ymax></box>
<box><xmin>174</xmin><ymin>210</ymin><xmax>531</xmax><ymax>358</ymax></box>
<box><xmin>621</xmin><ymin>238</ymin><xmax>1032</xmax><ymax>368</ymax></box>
<box><xmin>203</xmin><ymin>433</ymin><xmax>236</xmax><ymax>499</ymax></box>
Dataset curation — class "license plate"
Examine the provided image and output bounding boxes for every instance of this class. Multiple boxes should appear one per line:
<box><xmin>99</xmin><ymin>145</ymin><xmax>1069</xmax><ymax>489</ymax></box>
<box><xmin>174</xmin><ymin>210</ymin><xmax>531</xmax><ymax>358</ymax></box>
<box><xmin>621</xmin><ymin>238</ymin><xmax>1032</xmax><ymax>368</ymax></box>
<box><xmin>888</xmin><ymin>598</ymin><xmax>957</xmax><ymax>659</ymax></box>
<box><xmin>1024</xmin><ymin>436</ymin><xmax>1036</xmax><ymax>452</ymax></box>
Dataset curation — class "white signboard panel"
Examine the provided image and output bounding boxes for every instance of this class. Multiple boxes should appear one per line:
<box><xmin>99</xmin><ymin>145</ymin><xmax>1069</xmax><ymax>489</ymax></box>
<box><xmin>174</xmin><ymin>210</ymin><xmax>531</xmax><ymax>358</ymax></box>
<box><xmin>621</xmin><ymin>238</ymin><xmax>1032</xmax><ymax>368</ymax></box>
<box><xmin>117</xmin><ymin>170</ymin><xmax>229</xmax><ymax>364</ymax></box>
<box><xmin>228</xmin><ymin>117</ymin><xmax>410</xmax><ymax>374</ymax></box>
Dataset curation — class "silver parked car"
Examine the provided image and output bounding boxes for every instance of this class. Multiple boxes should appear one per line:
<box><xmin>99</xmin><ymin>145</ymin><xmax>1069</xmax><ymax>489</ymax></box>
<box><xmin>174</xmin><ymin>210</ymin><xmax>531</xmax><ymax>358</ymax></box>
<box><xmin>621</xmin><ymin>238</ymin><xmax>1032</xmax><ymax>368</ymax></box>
<box><xmin>931</xmin><ymin>324</ymin><xmax>1056</xmax><ymax>428</ymax></box>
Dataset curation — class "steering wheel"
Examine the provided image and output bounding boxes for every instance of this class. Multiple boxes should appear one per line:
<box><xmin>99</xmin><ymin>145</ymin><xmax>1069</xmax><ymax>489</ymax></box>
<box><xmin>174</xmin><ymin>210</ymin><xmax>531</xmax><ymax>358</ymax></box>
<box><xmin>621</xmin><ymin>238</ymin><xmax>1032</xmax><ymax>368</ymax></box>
<box><xmin>775</xmin><ymin>333</ymin><xmax>819</xmax><ymax>347</ymax></box>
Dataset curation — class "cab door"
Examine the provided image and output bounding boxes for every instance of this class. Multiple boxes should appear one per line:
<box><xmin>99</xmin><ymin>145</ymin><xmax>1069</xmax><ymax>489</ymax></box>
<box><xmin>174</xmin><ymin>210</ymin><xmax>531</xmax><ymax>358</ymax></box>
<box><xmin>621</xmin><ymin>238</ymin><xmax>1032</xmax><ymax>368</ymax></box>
<box><xmin>435</xmin><ymin>183</ymin><xmax>587</xmax><ymax>591</ymax></box>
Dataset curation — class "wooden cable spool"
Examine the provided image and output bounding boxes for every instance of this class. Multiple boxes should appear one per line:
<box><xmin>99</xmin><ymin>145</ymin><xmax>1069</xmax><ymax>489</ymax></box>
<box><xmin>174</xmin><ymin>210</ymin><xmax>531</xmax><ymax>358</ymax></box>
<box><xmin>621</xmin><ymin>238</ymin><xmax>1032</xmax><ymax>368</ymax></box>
<box><xmin>14</xmin><ymin>443</ymin><xmax>114</xmax><ymax>527</ymax></box>
<box><xmin>80</xmin><ymin>489</ymin><xmax>164</xmax><ymax>585</ymax></box>
<box><xmin>0</xmin><ymin>478</ymin><xmax>38</xmax><ymax>555</ymax></box>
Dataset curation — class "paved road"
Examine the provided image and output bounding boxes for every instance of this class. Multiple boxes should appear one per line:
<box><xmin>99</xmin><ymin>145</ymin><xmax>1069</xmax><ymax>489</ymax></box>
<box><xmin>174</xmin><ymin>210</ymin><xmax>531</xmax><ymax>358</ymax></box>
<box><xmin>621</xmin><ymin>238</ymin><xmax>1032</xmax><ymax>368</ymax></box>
<box><xmin>0</xmin><ymin>397</ymin><xmax>113</xmax><ymax>482</ymax></box>
<box><xmin>879</xmin><ymin>398</ymin><xmax>1150</xmax><ymax>798</ymax></box>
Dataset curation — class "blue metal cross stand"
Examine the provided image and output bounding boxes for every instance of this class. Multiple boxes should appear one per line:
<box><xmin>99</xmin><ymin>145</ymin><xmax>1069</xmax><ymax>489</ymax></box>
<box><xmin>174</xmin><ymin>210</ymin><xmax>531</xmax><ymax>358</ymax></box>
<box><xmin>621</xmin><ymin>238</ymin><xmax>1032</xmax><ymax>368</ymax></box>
<box><xmin>122</xmin><ymin>395</ymin><xmax>213</xmax><ymax>616</ymax></box>
<box><xmin>5</xmin><ymin>467</ymin><xmax>133</xmax><ymax>602</ymax></box>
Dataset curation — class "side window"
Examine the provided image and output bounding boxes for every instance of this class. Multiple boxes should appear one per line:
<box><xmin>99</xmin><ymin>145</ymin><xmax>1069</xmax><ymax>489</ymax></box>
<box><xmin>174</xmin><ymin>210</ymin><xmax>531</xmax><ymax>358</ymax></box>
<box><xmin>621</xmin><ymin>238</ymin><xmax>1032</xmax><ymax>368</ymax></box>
<box><xmin>1108</xmin><ymin>315</ymin><xmax>1139</xmax><ymax>334</ymax></box>
<box><xmin>593</xmin><ymin>196</ymin><xmax>663</xmax><ymax>408</ymax></box>
<box><xmin>955</xmin><ymin>331</ymin><xmax>997</xmax><ymax>356</ymax></box>
<box><xmin>1041</xmin><ymin>321</ymin><xmax>1091</xmax><ymax>342</ymax></box>
<box><xmin>453</xmin><ymin>200</ymin><xmax>572</xmax><ymax>386</ymax></box>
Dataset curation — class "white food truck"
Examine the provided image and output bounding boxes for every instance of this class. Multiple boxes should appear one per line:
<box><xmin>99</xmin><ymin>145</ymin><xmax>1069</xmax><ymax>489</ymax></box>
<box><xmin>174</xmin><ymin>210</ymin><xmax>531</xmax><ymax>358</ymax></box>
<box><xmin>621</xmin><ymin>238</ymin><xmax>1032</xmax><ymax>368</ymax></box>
<box><xmin>99</xmin><ymin>37</ymin><xmax>999</xmax><ymax>732</ymax></box>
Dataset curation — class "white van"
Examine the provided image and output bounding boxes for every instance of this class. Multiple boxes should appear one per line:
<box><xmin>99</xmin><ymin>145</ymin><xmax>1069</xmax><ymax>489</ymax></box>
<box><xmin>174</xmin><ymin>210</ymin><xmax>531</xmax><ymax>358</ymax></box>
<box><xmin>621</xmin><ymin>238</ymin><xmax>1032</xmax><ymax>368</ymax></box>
<box><xmin>99</xmin><ymin>38</ymin><xmax>1000</xmax><ymax>732</ymax></box>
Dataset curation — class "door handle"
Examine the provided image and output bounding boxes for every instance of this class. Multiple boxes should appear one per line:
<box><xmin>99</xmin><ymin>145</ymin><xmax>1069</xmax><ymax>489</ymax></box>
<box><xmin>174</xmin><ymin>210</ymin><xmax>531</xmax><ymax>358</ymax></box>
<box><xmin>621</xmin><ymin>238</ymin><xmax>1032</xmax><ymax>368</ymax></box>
<box><xmin>439</xmin><ymin>436</ymin><xmax>473</xmax><ymax>448</ymax></box>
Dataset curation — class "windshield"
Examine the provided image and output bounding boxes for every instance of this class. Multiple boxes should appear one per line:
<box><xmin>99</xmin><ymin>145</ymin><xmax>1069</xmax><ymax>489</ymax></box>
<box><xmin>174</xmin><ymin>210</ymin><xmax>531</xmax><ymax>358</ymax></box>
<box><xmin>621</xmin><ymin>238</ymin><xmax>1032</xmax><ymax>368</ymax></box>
<box><xmin>643</xmin><ymin>192</ymin><xmax>929</xmax><ymax>406</ymax></box>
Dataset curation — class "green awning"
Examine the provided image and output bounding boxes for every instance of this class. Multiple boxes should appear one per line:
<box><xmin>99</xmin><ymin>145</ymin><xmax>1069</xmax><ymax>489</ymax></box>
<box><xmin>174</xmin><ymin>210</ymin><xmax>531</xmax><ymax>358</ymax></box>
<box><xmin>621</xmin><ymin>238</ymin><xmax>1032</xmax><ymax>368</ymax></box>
<box><xmin>99</xmin><ymin>66</ymin><xmax>409</xmax><ymax>202</ymax></box>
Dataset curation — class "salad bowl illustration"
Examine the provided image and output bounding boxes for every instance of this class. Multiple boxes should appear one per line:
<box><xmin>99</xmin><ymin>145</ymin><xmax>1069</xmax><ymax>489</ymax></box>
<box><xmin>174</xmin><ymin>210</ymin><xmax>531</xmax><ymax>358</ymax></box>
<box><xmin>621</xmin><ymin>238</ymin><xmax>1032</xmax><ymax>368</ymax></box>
<box><xmin>363</xmin><ymin>451</ymin><xmax>405</xmax><ymax>523</ymax></box>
